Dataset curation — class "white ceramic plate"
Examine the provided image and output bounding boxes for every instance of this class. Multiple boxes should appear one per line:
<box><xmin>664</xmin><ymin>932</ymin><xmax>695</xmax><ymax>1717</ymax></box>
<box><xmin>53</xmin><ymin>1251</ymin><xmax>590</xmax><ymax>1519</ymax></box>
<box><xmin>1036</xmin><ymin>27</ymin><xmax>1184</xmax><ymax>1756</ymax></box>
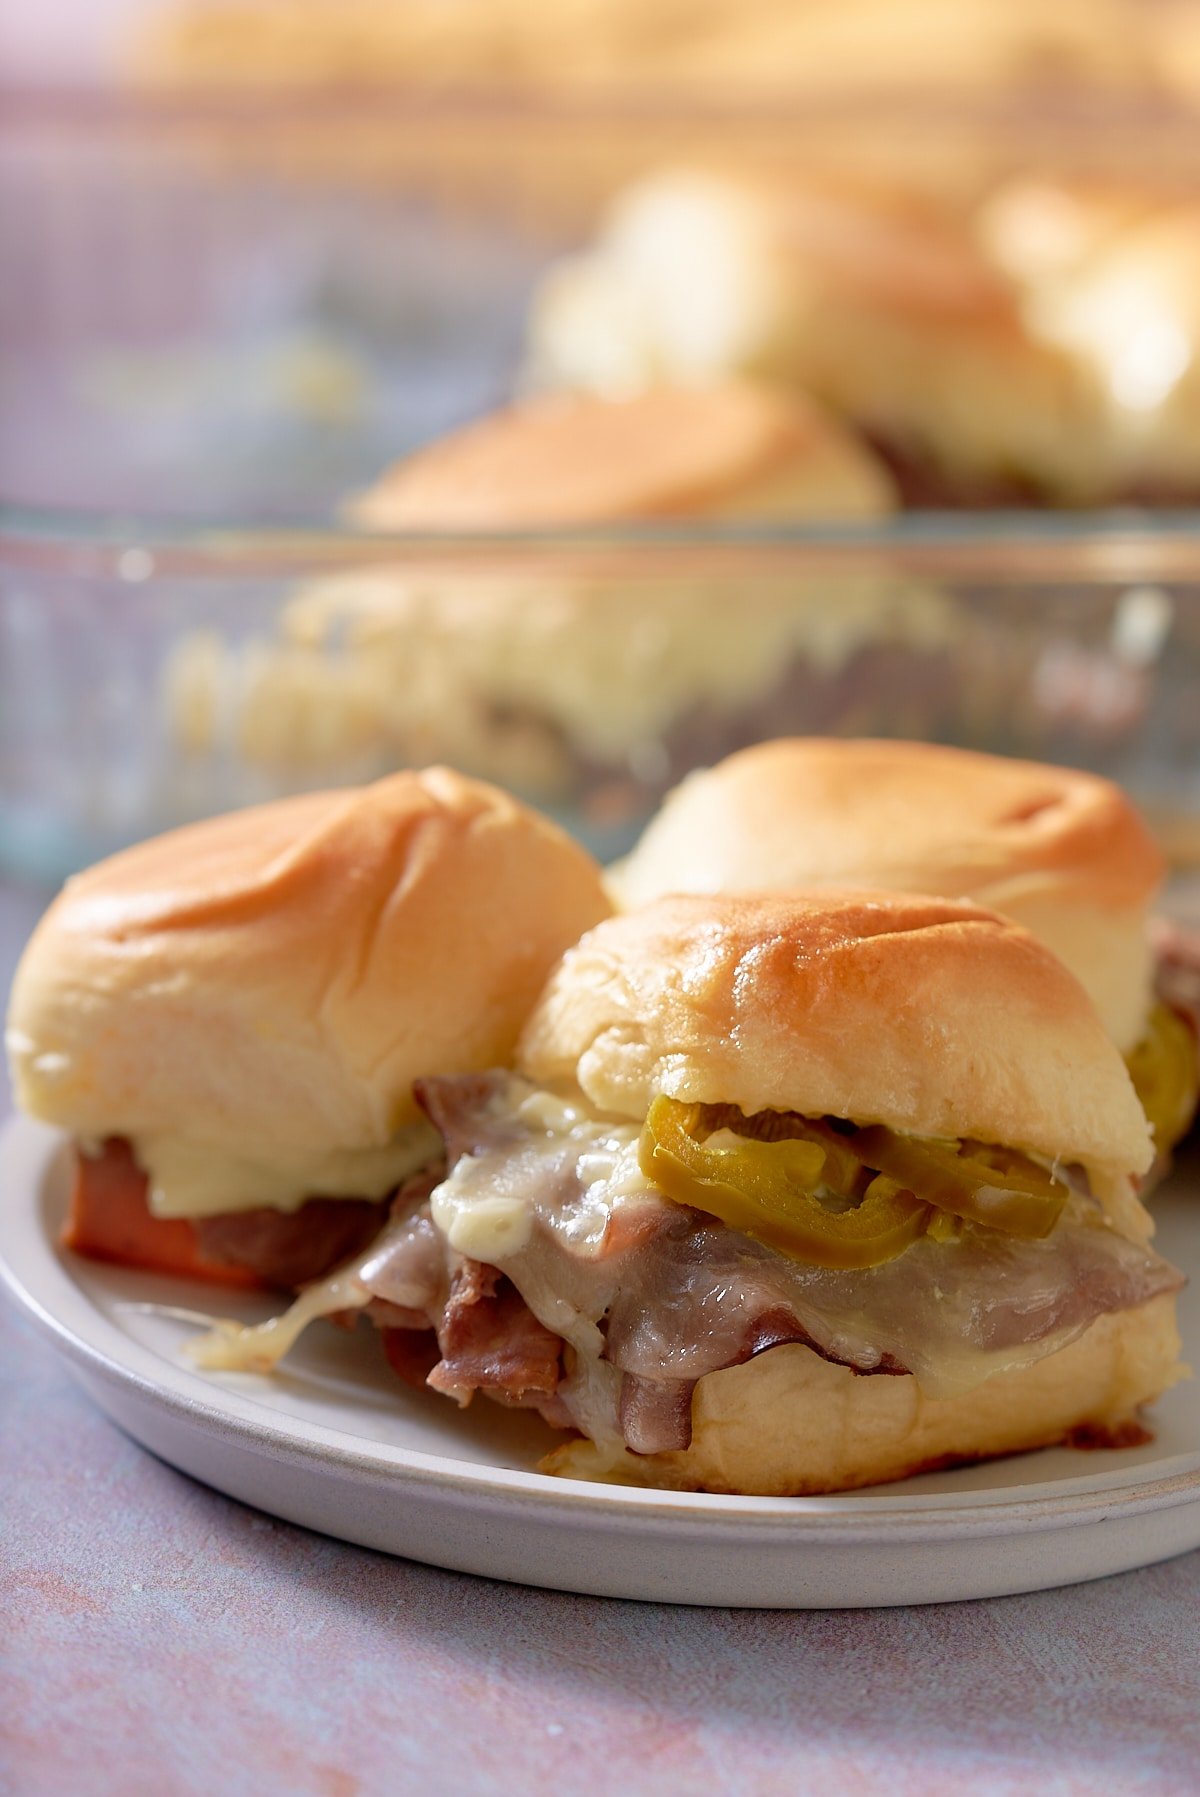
<box><xmin>5</xmin><ymin>1114</ymin><xmax>1200</xmax><ymax>1609</ymax></box>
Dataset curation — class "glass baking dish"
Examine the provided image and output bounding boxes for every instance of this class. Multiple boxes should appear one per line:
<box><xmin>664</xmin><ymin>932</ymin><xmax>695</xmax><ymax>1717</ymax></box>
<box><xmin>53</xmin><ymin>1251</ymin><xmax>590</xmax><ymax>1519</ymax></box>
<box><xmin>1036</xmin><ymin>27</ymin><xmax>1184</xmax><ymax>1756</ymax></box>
<box><xmin>4</xmin><ymin>509</ymin><xmax>1200</xmax><ymax>882</ymax></box>
<box><xmin>10</xmin><ymin>80</ymin><xmax>1200</xmax><ymax>523</ymax></box>
<box><xmin>5</xmin><ymin>85</ymin><xmax>1200</xmax><ymax>881</ymax></box>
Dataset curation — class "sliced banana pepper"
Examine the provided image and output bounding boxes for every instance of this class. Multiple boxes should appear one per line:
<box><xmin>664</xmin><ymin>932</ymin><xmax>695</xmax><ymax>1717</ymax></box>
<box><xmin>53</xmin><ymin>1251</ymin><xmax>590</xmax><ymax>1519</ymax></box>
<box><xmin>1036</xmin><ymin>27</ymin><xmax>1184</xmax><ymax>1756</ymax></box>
<box><xmin>850</xmin><ymin>1128</ymin><xmax>1066</xmax><ymax>1238</ymax></box>
<box><xmin>638</xmin><ymin>1098</ymin><xmax>931</xmax><ymax>1270</ymax></box>
<box><xmin>1126</xmin><ymin>1001</ymin><xmax>1200</xmax><ymax>1158</ymax></box>
<box><xmin>639</xmin><ymin>1097</ymin><xmax>1070</xmax><ymax>1269</ymax></box>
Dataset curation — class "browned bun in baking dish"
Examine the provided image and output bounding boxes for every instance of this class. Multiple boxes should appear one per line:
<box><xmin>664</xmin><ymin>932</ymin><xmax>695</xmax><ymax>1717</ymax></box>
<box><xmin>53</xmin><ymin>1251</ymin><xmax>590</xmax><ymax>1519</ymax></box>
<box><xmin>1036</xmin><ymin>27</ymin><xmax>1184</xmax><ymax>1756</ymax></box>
<box><xmin>525</xmin><ymin>168</ymin><xmax>1112</xmax><ymax>501</ymax></box>
<box><xmin>349</xmin><ymin>383</ymin><xmax>897</xmax><ymax>529</ymax></box>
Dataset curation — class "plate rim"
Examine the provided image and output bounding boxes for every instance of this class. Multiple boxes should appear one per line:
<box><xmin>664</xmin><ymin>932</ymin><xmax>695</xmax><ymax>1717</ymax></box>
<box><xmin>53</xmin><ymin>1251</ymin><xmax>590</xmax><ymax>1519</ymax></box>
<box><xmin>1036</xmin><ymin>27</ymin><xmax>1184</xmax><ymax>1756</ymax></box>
<box><xmin>5</xmin><ymin>1112</ymin><xmax>1200</xmax><ymax>1545</ymax></box>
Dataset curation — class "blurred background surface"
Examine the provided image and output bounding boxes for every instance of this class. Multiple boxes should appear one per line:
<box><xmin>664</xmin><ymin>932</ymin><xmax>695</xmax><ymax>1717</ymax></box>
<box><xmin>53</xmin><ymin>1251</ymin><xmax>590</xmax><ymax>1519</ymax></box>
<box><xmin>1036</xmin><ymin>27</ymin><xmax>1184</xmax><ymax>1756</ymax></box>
<box><xmin>6</xmin><ymin>0</ymin><xmax>1200</xmax><ymax>880</ymax></box>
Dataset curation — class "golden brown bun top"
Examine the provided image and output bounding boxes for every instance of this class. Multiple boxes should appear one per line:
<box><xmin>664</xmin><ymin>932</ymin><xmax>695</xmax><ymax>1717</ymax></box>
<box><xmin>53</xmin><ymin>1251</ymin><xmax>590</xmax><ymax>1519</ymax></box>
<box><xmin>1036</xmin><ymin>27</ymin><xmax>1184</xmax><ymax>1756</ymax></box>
<box><xmin>589</xmin><ymin>167</ymin><xmax>1024</xmax><ymax>332</ymax></box>
<box><xmin>1036</xmin><ymin>202</ymin><xmax>1200</xmax><ymax>379</ymax></box>
<box><xmin>524</xmin><ymin>167</ymin><xmax>1108</xmax><ymax>495</ymax></box>
<box><xmin>614</xmin><ymin>738</ymin><xmax>1164</xmax><ymax>912</ymax></box>
<box><xmin>7</xmin><ymin>769</ymin><xmax>611</xmax><ymax>1181</ymax></box>
<box><xmin>754</xmin><ymin>176</ymin><xmax>1016</xmax><ymax>325</ymax></box>
<box><xmin>610</xmin><ymin>740</ymin><xmax>1163</xmax><ymax>1052</ymax></box>
<box><xmin>349</xmin><ymin>383</ymin><xmax>894</xmax><ymax>529</ymax></box>
<box><xmin>519</xmin><ymin>890</ymin><xmax>1154</xmax><ymax>1180</ymax></box>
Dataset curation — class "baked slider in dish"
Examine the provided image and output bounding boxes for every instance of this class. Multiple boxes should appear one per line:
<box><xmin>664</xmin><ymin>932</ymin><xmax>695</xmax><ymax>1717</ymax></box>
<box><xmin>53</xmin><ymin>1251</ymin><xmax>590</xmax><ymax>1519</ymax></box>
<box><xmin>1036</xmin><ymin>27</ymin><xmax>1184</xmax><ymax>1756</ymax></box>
<box><xmin>347</xmin><ymin>383</ymin><xmax>897</xmax><ymax>529</ymax></box>
<box><xmin>5</xmin><ymin>768</ymin><xmax>610</xmax><ymax>1292</ymax></box>
<box><xmin>611</xmin><ymin>738</ymin><xmax>1198</xmax><ymax>1169</ymax></box>
<box><xmin>524</xmin><ymin>167</ymin><xmax>1110</xmax><ymax>503</ymax></box>
<box><xmin>165</xmin><ymin>385</ymin><xmax>946</xmax><ymax>826</ymax></box>
<box><xmin>193</xmin><ymin>890</ymin><xmax>1184</xmax><ymax>1493</ymax></box>
<box><xmin>974</xmin><ymin>175</ymin><xmax>1161</xmax><ymax>294</ymax></box>
<box><xmin>1023</xmin><ymin>202</ymin><xmax>1200</xmax><ymax>501</ymax></box>
<box><xmin>133</xmin><ymin>0</ymin><xmax>1152</xmax><ymax>100</ymax></box>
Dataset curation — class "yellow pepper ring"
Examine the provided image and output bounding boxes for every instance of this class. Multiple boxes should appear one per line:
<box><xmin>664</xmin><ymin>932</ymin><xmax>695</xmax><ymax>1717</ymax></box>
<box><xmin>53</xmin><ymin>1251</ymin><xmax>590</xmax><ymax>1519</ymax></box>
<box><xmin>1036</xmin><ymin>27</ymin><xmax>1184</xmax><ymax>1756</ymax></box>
<box><xmin>851</xmin><ymin>1127</ymin><xmax>1067</xmax><ymax>1239</ymax></box>
<box><xmin>1126</xmin><ymin>1002</ymin><xmax>1200</xmax><ymax>1157</ymax></box>
<box><xmin>638</xmin><ymin>1097</ymin><xmax>931</xmax><ymax>1271</ymax></box>
<box><xmin>639</xmin><ymin>1098</ymin><xmax>1073</xmax><ymax>1267</ymax></box>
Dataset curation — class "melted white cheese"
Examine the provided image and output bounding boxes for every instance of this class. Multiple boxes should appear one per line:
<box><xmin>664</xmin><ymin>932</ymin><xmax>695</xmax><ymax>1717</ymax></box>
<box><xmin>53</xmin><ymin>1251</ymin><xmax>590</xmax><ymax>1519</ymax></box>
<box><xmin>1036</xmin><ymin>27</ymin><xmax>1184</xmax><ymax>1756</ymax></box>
<box><xmin>180</xmin><ymin>1075</ymin><xmax>1167</xmax><ymax>1450</ymax></box>
<box><xmin>135</xmin><ymin>1121</ymin><xmax>440</xmax><ymax>1220</ymax></box>
<box><xmin>432</xmin><ymin>1089</ymin><xmax>648</xmax><ymax>1259</ymax></box>
<box><xmin>429</xmin><ymin>1189</ymin><xmax>533</xmax><ymax>1259</ymax></box>
<box><xmin>186</xmin><ymin>1258</ymin><xmax>374</xmax><ymax>1373</ymax></box>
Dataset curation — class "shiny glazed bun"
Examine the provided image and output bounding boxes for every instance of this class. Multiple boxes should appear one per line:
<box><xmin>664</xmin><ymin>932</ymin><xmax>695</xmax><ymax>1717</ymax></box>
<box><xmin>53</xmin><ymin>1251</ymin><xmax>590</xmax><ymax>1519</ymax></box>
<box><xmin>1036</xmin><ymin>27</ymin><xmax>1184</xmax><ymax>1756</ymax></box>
<box><xmin>348</xmin><ymin>383</ymin><xmax>896</xmax><ymax>529</ymax></box>
<box><xmin>519</xmin><ymin>890</ymin><xmax>1154</xmax><ymax>1188</ymax></box>
<box><xmin>610</xmin><ymin>739</ymin><xmax>1165</xmax><ymax>1053</ymax></box>
<box><xmin>526</xmin><ymin>169</ymin><xmax>1012</xmax><ymax>389</ymax></box>
<box><xmin>7</xmin><ymin>769</ymin><xmax>610</xmax><ymax>1216</ymax></box>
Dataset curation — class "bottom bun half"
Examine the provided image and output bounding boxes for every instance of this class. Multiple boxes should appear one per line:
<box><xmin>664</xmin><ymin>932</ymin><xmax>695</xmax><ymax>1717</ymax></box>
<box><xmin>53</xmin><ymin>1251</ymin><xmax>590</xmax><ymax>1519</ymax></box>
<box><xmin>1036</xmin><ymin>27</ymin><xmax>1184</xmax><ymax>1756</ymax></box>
<box><xmin>544</xmin><ymin>1295</ymin><xmax>1184</xmax><ymax>1495</ymax></box>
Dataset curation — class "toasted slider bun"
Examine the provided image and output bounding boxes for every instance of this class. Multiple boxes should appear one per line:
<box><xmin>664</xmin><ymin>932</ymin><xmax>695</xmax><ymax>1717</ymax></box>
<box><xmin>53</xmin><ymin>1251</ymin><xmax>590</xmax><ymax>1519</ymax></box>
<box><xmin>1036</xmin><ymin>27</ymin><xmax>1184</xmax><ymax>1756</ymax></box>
<box><xmin>525</xmin><ymin>169</ymin><xmax>1014</xmax><ymax>393</ymax></box>
<box><xmin>610</xmin><ymin>739</ymin><xmax>1164</xmax><ymax>1053</ymax></box>
<box><xmin>348</xmin><ymin>384</ymin><xmax>896</xmax><ymax>529</ymax></box>
<box><xmin>593</xmin><ymin>1295</ymin><xmax>1180</xmax><ymax>1495</ymax></box>
<box><xmin>1147</xmin><ymin>0</ymin><xmax>1200</xmax><ymax>106</ymax></box>
<box><xmin>695</xmin><ymin>0</ymin><xmax>1154</xmax><ymax>95</ymax></box>
<box><xmin>7</xmin><ymin>769</ymin><xmax>610</xmax><ymax>1218</ymax></box>
<box><xmin>520</xmin><ymin>891</ymin><xmax>1175</xmax><ymax>1493</ymax></box>
<box><xmin>975</xmin><ymin>175</ymin><xmax>1163</xmax><ymax>292</ymax></box>
<box><xmin>521</xmin><ymin>891</ymin><xmax>1154</xmax><ymax>1185</ymax></box>
<box><xmin>161</xmin><ymin>384</ymin><xmax>927</xmax><ymax>800</ymax></box>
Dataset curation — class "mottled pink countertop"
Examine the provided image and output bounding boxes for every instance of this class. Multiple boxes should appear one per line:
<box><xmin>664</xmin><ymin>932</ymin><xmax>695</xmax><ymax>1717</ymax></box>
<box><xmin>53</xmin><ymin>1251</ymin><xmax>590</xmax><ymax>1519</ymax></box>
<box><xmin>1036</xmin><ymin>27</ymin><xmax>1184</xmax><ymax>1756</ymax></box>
<box><xmin>4</xmin><ymin>878</ymin><xmax>1200</xmax><ymax>1797</ymax></box>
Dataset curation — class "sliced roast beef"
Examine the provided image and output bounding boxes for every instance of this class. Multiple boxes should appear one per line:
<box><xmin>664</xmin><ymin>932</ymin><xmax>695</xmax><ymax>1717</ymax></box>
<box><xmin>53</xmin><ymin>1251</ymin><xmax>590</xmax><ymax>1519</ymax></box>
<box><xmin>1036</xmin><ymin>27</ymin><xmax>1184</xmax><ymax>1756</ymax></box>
<box><xmin>430</xmin><ymin>1261</ymin><xmax>565</xmax><ymax>1407</ymax></box>
<box><xmin>196</xmin><ymin>1196</ymin><xmax>389</xmax><ymax>1290</ymax></box>
<box><xmin>381</xmin><ymin>1327</ymin><xmax>442</xmax><ymax>1390</ymax></box>
<box><xmin>64</xmin><ymin>1136</ymin><xmax>393</xmax><ymax>1292</ymax></box>
<box><xmin>415</xmin><ymin>1071</ymin><xmax>514</xmax><ymax>1168</ymax></box>
<box><xmin>398</xmin><ymin>1073</ymin><xmax>1184</xmax><ymax>1456</ymax></box>
<box><xmin>358</xmin><ymin>1172</ymin><xmax>569</xmax><ymax>1425</ymax></box>
<box><xmin>360</xmin><ymin>1186</ymin><xmax>446</xmax><ymax>1311</ymax></box>
<box><xmin>618</xmin><ymin>1376</ymin><xmax>695</xmax><ymax>1455</ymax></box>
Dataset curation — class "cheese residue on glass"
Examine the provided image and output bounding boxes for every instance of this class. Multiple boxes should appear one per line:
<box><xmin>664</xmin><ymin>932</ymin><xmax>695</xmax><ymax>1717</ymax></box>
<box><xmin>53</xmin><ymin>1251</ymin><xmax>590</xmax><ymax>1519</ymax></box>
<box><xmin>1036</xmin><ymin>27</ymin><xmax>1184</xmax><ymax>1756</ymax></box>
<box><xmin>167</xmin><ymin>563</ymin><xmax>951</xmax><ymax>784</ymax></box>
